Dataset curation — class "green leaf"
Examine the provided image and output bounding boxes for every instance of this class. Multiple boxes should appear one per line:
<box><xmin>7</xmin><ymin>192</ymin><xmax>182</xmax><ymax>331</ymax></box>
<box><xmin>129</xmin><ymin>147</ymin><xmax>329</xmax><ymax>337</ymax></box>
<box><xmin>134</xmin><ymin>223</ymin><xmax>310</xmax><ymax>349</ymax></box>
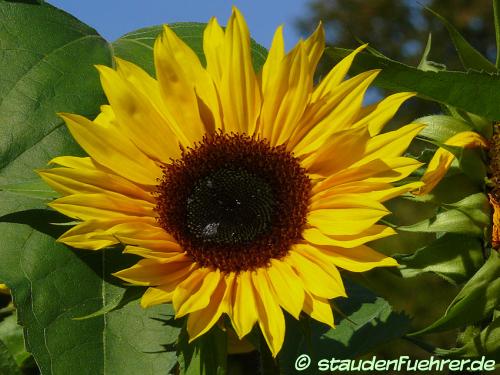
<box><xmin>5</xmin><ymin>229</ymin><xmax>180</xmax><ymax>374</ymax></box>
<box><xmin>112</xmin><ymin>23</ymin><xmax>268</xmax><ymax>77</ymax></box>
<box><xmin>416</xmin><ymin>115</ymin><xmax>472</xmax><ymax>144</ymax></box>
<box><xmin>436</xmin><ymin>316</ymin><xmax>500</xmax><ymax>360</ymax></box>
<box><xmin>425</xmin><ymin>6</ymin><xmax>497</xmax><ymax>73</ymax></box>
<box><xmin>73</xmin><ymin>285</ymin><xmax>146</xmax><ymax>320</ymax></box>
<box><xmin>0</xmin><ymin>313</ymin><xmax>31</xmax><ymax>367</ymax></box>
<box><xmin>0</xmin><ymin>0</ymin><xmax>104</xmax><ymax>188</ymax></box>
<box><xmin>0</xmin><ymin>180</ymin><xmax>57</xmax><ymax>200</ymax></box>
<box><xmin>327</xmin><ymin>48</ymin><xmax>500</xmax><ymax>120</ymax></box>
<box><xmin>178</xmin><ymin>325</ymin><xmax>228</xmax><ymax>375</ymax></box>
<box><xmin>278</xmin><ymin>281</ymin><xmax>410</xmax><ymax>373</ymax></box>
<box><xmin>411</xmin><ymin>251</ymin><xmax>500</xmax><ymax>335</ymax></box>
<box><xmin>394</xmin><ymin>233</ymin><xmax>484</xmax><ymax>284</ymax></box>
<box><xmin>0</xmin><ymin>339</ymin><xmax>21</xmax><ymax>375</ymax></box>
<box><xmin>397</xmin><ymin>193</ymin><xmax>490</xmax><ymax>236</ymax></box>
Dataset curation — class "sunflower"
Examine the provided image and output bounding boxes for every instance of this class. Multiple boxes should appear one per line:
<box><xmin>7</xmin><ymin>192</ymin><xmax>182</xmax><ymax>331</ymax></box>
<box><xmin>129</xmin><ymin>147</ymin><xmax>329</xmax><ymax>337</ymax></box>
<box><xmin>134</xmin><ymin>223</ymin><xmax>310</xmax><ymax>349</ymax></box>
<box><xmin>39</xmin><ymin>8</ymin><xmax>425</xmax><ymax>356</ymax></box>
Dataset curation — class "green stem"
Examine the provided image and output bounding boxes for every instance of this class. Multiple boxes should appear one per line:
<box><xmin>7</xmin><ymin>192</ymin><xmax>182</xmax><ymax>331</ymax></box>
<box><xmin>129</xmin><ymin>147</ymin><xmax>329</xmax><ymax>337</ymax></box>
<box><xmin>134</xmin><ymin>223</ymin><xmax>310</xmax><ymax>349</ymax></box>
<box><xmin>494</xmin><ymin>0</ymin><xmax>500</xmax><ymax>68</ymax></box>
<box><xmin>403</xmin><ymin>336</ymin><xmax>436</xmax><ymax>354</ymax></box>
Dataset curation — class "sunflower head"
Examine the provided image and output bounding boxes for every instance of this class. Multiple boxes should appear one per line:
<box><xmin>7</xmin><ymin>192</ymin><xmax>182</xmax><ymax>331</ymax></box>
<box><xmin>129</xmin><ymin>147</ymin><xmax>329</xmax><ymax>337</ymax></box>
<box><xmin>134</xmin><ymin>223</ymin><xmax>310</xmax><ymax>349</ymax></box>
<box><xmin>39</xmin><ymin>7</ymin><xmax>424</xmax><ymax>356</ymax></box>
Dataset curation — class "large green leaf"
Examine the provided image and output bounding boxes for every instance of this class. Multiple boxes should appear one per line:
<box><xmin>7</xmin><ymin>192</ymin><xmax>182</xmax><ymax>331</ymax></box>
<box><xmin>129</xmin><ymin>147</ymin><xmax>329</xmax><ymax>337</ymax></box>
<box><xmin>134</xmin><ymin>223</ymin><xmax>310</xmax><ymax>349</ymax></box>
<box><xmin>0</xmin><ymin>180</ymin><xmax>57</xmax><ymax>201</ymax></box>
<box><xmin>397</xmin><ymin>193</ymin><xmax>490</xmax><ymax>236</ymax></box>
<box><xmin>394</xmin><ymin>233</ymin><xmax>484</xmax><ymax>284</ymax></box>
<box><xmin>327</xmin><ymin>47</ymin><xmax>500</xmax><ymax>120</ymax></box>
<box><xmin>412</xmin><ymin>251</ymin><xmax>500</xmax><ymax>335</ymax></box>
<box><xmin>12</xmin><ymin>235</ymin><xmax>179</xmax><ymax>374</ymax></box>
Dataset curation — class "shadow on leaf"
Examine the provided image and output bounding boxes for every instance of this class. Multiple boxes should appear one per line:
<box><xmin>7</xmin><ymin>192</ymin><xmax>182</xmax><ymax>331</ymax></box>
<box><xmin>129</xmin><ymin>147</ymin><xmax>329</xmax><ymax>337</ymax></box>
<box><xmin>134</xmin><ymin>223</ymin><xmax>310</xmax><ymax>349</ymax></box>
<box><xmin>0</xmin><ymin>209</ymin><xmax>68</xmax><ymax>238</ymax></box>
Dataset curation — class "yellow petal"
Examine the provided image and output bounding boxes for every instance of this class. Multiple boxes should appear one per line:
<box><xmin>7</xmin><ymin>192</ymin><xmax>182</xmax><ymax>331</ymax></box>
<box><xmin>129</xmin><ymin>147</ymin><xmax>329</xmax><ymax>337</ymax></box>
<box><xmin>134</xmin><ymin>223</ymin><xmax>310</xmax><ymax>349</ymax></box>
<box><xmin>55</xmin><ymin>217</ymin><xmax>156</xmax><ymax>250</ymax></box>
<box><xmin>351</xmin><ymin>123</ymin><xmax>425</xmax><ymax>167</ymax></box>
<box><xmin>303</xmin><ymin>225</ymin><xmax>396</xmax><ymax>248</ymax></box>
<box><xmin>259</xmin><ymin>35</ymin><xmax>312</xmax><ymax>145</ymax></box>
<box><xmin>351</xmin><ymin>92</ymin><xmax>416</xmax><ymax>135</ymax></box>
<box><xmin>260</xmin><ymin>25</ymin><xmax>285</xmax><ymax>103</ymax></box>
<box><xmin>123</xmin><ymin>246</ymin><xmax>182</xmax><ymax>259</ymax></box>
<box><xmin>292</xmin><ymin>70</ymin><xmax>380</xmax><ymax>155</ymax></box>
<box><xmin>287</xmin><ymin>249</ymin><xmax>346</xmax><ymax>299</ymax></box>
<box><xmin>303</xmin><ymin>292</ymin><xmax>334</xmax><ymax>327</ymax></box>
<box><xmin>302</xmin><ymin>22</ymin><xmax>325</xmax><ymax>74</ymax></box>
<box><xmin>265</xmin><ymin>260</ymin><xmax>305</xmax><ymax>319</ymax></box>
<box><xmin>252</xmin><ymin>268</ymin><xmax>285</xmax><ymax>357</ymax></box>
<box><xmin>113</xmin><ymin>255</ymin><xmax>194</xmax><ymax>286</ymax></box>
<box><xmin>231</xmin><ymin>271</ymin><xmax>258</xmax><ymax>339</ymax></box>
<box><xmin>96</xmin><ymin>64</ymin><xmax>182</xmax><ymax>162</ymax></box>
<box><xmin>38</xmin><ymin>165</ymin><xmax>153</xmax><ymax>202</ymax></box>
<box><xmin>203</xmin><ymin>17</ymin><xmax>225</xmax><ymax>83</ymax></box>
<box><xmin>311</xmin><ymin>181</ymin><xmax>423</xmax><ymax>208</ymax></box>
<box><xmin>49</xmin><ymin>155</ymin><xmax>96</xmax><ymax>169</ymax></box>
<box><xmin>154</xmin><ymin>25</ymin><xmax>207</xmax><ymax>145</ymax></box>
<box><xmin>59</xmin><ymin>113</ymin><xmax>161</xmax><ymax>185</ymax></box>
<box><xmin>301</xmin><ymin>126</ymin><xmax>369</xmax><ymax>176</ymax></box>
<box><xmin>312</xmin><ymin>44</ymin><xmax>368</xmax><ymax>101</ymax></box>
<box><xmin>187</xmin><ymin>275</ymin><xmax>229</xmax><ymax>341</ymax></box>
<box><xmin>258</xmin><ymin>25</ymin><xmax>286</xmax><ymax>141</ymax></box>
<box><xmin>307</xmin><ymin>196</ymin><xmax>390</xmax><ymax>236</ymax></box>
<box><xmin>173</xmin><ymin>268</ymin><xmax>221</xmax><ymax>318</ymax></box>
<box><xmin>314</xmin><ymin>157</ymin><xmax>423</xmax><ymax>193</ymax></box>
<box><xmin>49</xmin><ymin>193</ymin><xmax>155</xmax><ymax>221</ymax></box>
<box><xmin>272</xmin><ymin>45</ymin><xmax>313</xmax><ymax>146</ymax></box>
<box><xmin>415</xmin><ymin>131</ymin><xmax>489</xmax><ymax>195</ymax></box>
<box><xmin>114</xmin><ymin>223</ymin><xmax>181</xmax><ymax>251</ymax></box>
<box><xmin>141</xmin><ymin>286</ymin><xmax>174</xmax><ymax>308</ymax></box>
<box><xmin>218</xmin><ymin>8</ymin><xmax>261</xmax><ymax>134</ymax></box>
<box><xmin>313</xmin><ymin>181</ymin><xmax>424</xmax><ymax>204</ymax></box>
<box><xmin>148</xmin><ymin>26</ymin><xmax>222</xmax><ymax>133</ymax></box>
<box><xmin>307</xmin><ymin>243</ymin><xmax>398</xmax><ymax>272</ymax></box>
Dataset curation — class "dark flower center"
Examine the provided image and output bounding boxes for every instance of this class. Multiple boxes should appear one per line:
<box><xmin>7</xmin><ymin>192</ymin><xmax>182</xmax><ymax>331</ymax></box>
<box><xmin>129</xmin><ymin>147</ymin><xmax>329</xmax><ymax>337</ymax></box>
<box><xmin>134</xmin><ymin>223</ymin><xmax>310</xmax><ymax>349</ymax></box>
<box><xmin>155</xmin><ymin>132</ymin><xmax>311</xmax><ymax>272</ymax></box>
<box><xmin>186</xmin><ymin>168</ymin><xmax>275</xmax><ymax>245</ymax></box>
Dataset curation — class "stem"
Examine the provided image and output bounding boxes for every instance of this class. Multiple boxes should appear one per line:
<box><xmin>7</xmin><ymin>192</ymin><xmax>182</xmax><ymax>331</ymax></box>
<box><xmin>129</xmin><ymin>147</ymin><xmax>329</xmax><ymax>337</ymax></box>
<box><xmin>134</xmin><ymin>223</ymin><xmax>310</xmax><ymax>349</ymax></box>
<box><xmin>494</xmin><ymin>0</ymin><xmax>500</xmax><ymax>68</ymax></box>
<box><xmin>403</xmin><ymin>336</ymin><xmax>436</xmax><ymax>354</ymax></box>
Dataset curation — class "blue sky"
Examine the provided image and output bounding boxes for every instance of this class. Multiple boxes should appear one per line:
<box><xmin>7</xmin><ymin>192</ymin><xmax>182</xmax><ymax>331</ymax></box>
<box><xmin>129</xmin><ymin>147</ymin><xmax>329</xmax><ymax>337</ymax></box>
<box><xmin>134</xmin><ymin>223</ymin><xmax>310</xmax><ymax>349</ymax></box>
<box><xmin>47</xmin><ymin>0</ymin><xmax>311</xmax><ymax>50</ymax></box>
